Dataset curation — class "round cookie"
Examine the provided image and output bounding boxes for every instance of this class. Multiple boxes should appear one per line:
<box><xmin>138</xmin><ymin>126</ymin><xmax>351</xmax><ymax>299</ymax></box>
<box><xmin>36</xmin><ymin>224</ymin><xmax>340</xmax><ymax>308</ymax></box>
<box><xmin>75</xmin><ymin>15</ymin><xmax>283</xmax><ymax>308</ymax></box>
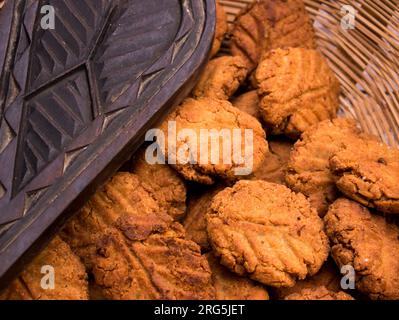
<box><xmin>286</xmin><ymin>118</ymin><xmax>363</xmax><ymax>216</ymax></box>
<box><xmin>324</xmin><ymin>198</ymin><xmax>399</xmax><ymax>300</ymax></box>
<box><xmin>232</xmin><ymin>90</ymin><xmax>261</xmax><ymax>120</ymax></box>
<box><xmin>330</xmin><ymin>139</ymin><xmax>399</xmax><ymax>214</ymax></box>
<box><xmin>206</xmin><ymin>253</ymin><xmax>269</xmax><ymax>300</ymax></box>
<box><xmin>229</xmin><ymin>0</ymin><xmax>316</xmax><ymax>72</ymax></box>
<box><xmin>255</xmin><ymin>48</ymin><xmax>340</xmax><ymax>138</ymax></box>
<box><xmin>206</xmin><ymin>180</ymin><xmax>329</xmax><ymax>287</ymax></box>
<box><xmin>192</xmin><ymin>56</ymin><xmax>248</xmax><ymax>100</ymax></box>
<box><xmin>284</xmin><ymin>286</ymin><xmax>354</xmax><ymax>300</ymax></box>
<box><xmin>0</xmin><ymin>236</ymin><xmax>88</xmax><ymax>300</ymax></box>
<box><xmin>131</xmin><ymin>147</ymin><xmax>187</xmax><ymax>220</ymax></box>
<box><xmin>211</xmin><ymin>1</ymin><xmax>228</xmax><ymax>57</ymax></box>
<box><xmin>158</xmin><ymin>97</ymin><xmax>269</xmax><ymax>185</ymax></box>
<box><xmin>60</xmin><ymin>172</ymin><xmax>165</xmax><ymax>270</ymax></box>
<box><xmin>251</xmin><ymin>138</ymin><xmax>293</xmax><ymax>185</ymax></box>
<box><xmin>92</xmin><ymin>216</ymin><xmax>215</xmax><ymax>300</ymax></box>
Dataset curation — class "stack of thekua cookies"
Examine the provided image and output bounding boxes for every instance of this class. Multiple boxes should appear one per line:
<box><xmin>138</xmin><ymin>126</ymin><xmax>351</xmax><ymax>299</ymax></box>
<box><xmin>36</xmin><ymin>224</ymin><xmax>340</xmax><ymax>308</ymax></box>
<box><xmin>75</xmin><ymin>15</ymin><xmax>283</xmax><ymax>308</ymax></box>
<box><xmin>1</xmin><ymin>0</ymin><xmax>398</xmax><ymax>300</ymax></box>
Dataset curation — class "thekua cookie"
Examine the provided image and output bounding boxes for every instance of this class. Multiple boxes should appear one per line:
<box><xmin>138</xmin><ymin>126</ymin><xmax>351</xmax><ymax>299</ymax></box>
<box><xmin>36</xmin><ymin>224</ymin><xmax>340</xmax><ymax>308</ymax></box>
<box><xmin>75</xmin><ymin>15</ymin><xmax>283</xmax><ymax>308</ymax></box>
<box><xmin>324</xmin><ymin>198</ymin><xmax>399</xmax><ymax>300</ymax></box>
<box><xmin>158</xmin><ymin>97</ymin><xmax>268</xmax><ymax>185</ymax></box>
<box><xmin>330</xmin><ymin>138</ymin><xmax>399</xmax><ymax>214</ymax></box>
<box><xmin>255</xmin><ymin>48</ymin><xmax>340</xmax><ymax>138</ymax></box>
<box><xmin>92</xmin><ymin>216</ymin><xmax>215</xmax><ymax>300</ymax></box>
<box><xmin>192</xmin><ymin>56</ymin><xmax>248</xmax><ymax>100</ymax></box>
<box><xmin>206</xmin><ymin>180</ymin><xmax>329</xmax><ymax>287</ymax></box>
<box><xmin>230</xmin><ymin>0</ymin><xmax>316</xmax><ymax>72</ymax></box>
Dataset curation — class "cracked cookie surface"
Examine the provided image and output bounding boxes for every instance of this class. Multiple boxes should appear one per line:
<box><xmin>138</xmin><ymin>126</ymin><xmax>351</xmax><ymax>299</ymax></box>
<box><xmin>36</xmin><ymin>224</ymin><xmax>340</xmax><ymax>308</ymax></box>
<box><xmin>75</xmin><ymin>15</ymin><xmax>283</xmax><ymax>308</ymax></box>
<box><xmin>286</xmin><ymin>119</ymin><xmax>364</xmax><ymax>216</ymax></box>
<box><xmin>131</xmin><ymin>147</ymin><xmax>187</xmax><ymax>220</ymax></box>
<box><xmin>159</xmin><ymin>97</ymin><xmax>268</xmax><ymax>185</ymax></box>
<box><xmin>206</xmin><ymin>180</ymin><xmax>329</xmax><ymax>287</ymax></box>
<box><xmin>324</xmin><ymin>198</ymin><xmax>399</xmax><ymax>300</ymax></box>
<box><xmin>0</xmin><ymin>236</ymin><xmax>88</xmax><ymax>300</ymax></box>
<box><xmin>192</xmin><ymin>56</ymin><xmax>248</xmax><ymax>100</ymax></box>
<box><xmin>92</xmin><ymin>216</ymin><xmax>215</xmax><ymax>300</ymax></box>
<box><xmin>206</xmin><ymin>253</ymin><xmax>269</xmax><ymax>300</ymax></box>
<box><xmin>60</xmin><ymin>172</ymin><xmax>164</xmax><ymax>270</ymax></box>
<box><xmin>229</xmin><ymin>0</ymin><xmax>316</xmax><ymax>72</ymax></box>
<box><xmin>255</xmin><ymin>48</ymin><xmax>340</xmax><ymax>138</ymax></box>
<box><xmin>330</xmin><ymin>139</ymin><xmax>399</xmax><ymax>214</ymax></box>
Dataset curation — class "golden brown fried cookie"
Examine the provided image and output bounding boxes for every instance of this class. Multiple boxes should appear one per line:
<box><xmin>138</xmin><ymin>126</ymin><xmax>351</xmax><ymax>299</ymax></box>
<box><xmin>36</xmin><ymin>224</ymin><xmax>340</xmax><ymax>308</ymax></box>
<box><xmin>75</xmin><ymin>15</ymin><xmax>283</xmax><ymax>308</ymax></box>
<box><xmin>0</xmin><ymin>236</ymin><xmax>88</xmax><ymax>300</ymax></box>
<box><xmin>183</xmin><ymin>186</ymin><xmax>224</xmax><ymax>251</ymax></box>
<box><xmin>229</xmin><ymin>1</ymin><xmax>268</xmax><ymax>72</ymax></box>
<box><xmin>324</xmin><ymin>198</ymin><xmax>399</xmax><ymax>300</ymax></box>
<box><xmin>158</xmin><ymin>97</ymin><xmax>268</xmax><ymax>185</ymax></box>
<box><xmin>284</xmin><ymin>286</ymin><xmax>354</xmax><ymax>300</ymax></box>
<box><xmin>229</xmin><ymin>0</ymin><xmax>316</xmax><ymax>72</ymax></box>
<box><xmin>60</xmin><ymin>172</ymin><xmax>165</xmax><ymax>269</ymax></box>
<box><xmin>330</xmin><ymin>140</ymin><xmax>399</xmax><ymax>214</ymax></box>
<box><xmin>192</xmin><ymin>56</ymin><xmax>248</xmax><ymax>100</ymax></box>
<box><xmin>211</xmin><ymin>1</ymin><xmax>228</xmax><ymax>57</ymax></box>
<box><xmin>206</xmin><ymin>180</ymin><xmax>329</xmax><ymax>287</ymax></box>
<box><xmin>206</xmin><ymin>253</ymin><xmax>269</xmax><ymax>300</ymax></box>
<box><xmin>286</xmin><ymin>119</ymin><xmax>363</xmax><ymax>216</ymax></box>
<box><xmin>231</xmin><ymin>90</ymin><xmax>261</xmax><ymax>120</ymax></box>
<box><xmin>131</xmin><ymin>147</ymin><xmax>187</xmax><ymax>220</ymax></box>
<box><xmin>92</xmin><ymin>216</ymin><xmax>215</xmax><ymax>300</ymax></box>
<box><xmin>255</xmin><ymin>48</ymin><xmax>340</xmax><ymax>138</ymax></box>
<box><xmin>251</xmin><ymin>138</ymin><xmax>293</xmax><ymax>184</ymax></box>
<box><xmin>273</xmin><ymin>258</ymin><xmax>342</xmax><ymax>299</ymax></box>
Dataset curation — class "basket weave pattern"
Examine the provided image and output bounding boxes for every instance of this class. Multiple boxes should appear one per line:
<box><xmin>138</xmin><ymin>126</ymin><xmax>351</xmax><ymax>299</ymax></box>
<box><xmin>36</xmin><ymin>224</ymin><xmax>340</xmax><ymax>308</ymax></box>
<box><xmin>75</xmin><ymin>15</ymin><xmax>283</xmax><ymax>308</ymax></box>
<box><xmin>220</xmin><ymin>0</ymin><xmax>399</xmax><ymax>147</ymax></box>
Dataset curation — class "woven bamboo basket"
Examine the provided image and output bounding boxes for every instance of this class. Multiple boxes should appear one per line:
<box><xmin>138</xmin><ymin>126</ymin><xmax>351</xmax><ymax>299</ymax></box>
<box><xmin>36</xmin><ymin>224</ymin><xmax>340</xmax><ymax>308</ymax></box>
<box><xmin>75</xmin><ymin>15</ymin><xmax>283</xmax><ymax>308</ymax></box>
<box><xmin>220</xmin><ymin>0</ymin><xmax>399</xmax><ymax>147</ymax></box>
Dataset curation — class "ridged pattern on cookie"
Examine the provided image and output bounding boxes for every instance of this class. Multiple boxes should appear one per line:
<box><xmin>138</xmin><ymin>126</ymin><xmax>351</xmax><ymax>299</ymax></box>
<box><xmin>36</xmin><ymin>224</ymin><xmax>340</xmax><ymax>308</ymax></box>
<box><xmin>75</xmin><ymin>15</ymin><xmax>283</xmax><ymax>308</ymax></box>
<box><xmin>229</xmin><ymin>0</ymin><xmax>316</xmax><ymax>72</ymax></box>
<box><xmin>229</xmin><ymin>1</ymin><xmax>269</xmax><ymax>71</ymax></box>
<box><xmin>206</xmin><ymin>180</ymin><xmax>329</xmax><ymax>287</ymax></box>
<box><xmin>206</xmin><ymin>253</ymin><xmax>269</xmax><ymax>300</ymax></box>
<box><xmin>273</xmin><ymin>258</ymin><xmax>342</xmax><ymax>299</ymax></box>
<box><xmin>92</xmin><ymin>217</ymin><xmax>215</xmax><ymax>300</ymax></box>
<box><xmin>256</xmin><ymin>48</ymin><xmax>340</xmax><ymax>137</ymax></box>
<box><xmin>261</xmin><ymin>0</ymin><xmax>316</xmax><ymax>51</ymax></box>
<box><xmin>60</xmin><ymin>172</ymin><xmax>166</xmax><ymax>269</ymax></box>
